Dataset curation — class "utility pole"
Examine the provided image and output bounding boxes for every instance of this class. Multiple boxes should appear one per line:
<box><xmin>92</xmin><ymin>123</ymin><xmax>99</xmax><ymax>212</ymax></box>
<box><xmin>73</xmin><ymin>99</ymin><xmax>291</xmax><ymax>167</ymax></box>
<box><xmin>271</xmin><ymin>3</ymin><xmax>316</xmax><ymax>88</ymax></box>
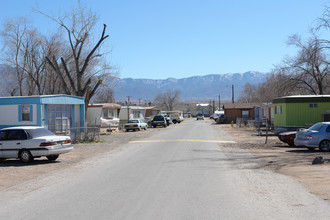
<box><xmin>127</xmin><ymin>96</ymin><xmax>131</xmax><ymax>120</ymax></box>
<box><xmin>232</xmin><ymin>85</ymin><xmax>234</xmax><ymax>103</ymax></box>
<box><xmin>218</xmin><ymin>95</ymin><xmax>221</xmax><ymax>110</ymax></box>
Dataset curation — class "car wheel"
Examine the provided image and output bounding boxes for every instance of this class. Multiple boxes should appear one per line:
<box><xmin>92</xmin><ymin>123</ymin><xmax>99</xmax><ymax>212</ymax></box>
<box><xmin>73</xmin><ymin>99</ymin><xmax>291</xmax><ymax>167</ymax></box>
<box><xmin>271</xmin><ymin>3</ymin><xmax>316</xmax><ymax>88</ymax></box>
<box><xmin>178</xmin><ymin>121</ymin><xmax>181</xmax><ymax>123</ymax></box>
<box><xmin>144</xmin><ymin>126</ymin><xmax>147</xmax><ymax>130</ymax></box>
<box><xmin>307</xmin><ymin>147</ymin><xmax>315</xmax><ymax>151</ymax></box>
<box><xmin>19</xmin><ymin>150</ymin><xmax>33</xmax><ymax>163</ymax></box>
<box><xmin>46</xmin><ymin>155</ymin><xmax>59</xmax><ymax>161</ymax></box>
<box><xmin>173</xmin><ymin>120</ymin><xmax>177</xmax><ymax>124</ymax></box>
<box><xmin>153</xmin><ymin>125</ymin><xmax>156</xmax><ymax>128</ymax></box>
<box><xmin>319</xmin><ymin>140</ymin><xmax>330</xmax><ymax>152</ymax></box>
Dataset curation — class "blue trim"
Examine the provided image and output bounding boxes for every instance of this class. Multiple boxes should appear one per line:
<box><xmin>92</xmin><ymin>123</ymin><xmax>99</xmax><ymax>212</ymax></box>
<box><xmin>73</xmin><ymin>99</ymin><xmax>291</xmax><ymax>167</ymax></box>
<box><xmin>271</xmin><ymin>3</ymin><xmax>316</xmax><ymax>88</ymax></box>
<box><xmin>71</xmin><ymin>105</ymin><xmax>75</xmax><ymax>128</ymax></box>
<box><xmin>18</xmin><ymin>105</ymin><xmax>22</xmax><ymax>121</ymax></box>
<box><xmin>30</xmin><ymin>105</ymin><xmax>33</xmax><ymax>122</ymax></box>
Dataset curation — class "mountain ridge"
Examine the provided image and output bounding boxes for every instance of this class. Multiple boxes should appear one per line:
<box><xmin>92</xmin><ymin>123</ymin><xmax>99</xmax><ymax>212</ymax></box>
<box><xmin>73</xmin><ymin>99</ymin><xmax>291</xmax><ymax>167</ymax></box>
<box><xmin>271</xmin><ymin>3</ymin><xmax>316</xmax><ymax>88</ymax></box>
<box><xmin>112</xmin><ymin>71</ymin><xmax>269</xmax><ymax>102</ymax></box>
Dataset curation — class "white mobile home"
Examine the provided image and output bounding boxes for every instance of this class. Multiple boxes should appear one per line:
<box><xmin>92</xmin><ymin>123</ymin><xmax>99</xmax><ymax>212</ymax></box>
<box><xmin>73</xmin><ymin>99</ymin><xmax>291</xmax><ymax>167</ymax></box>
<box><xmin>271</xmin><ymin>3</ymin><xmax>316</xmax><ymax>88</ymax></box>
<box><xmin>87</xmin><ymin>103</ymin><xmax>121</xmax><ymax>129</ymax></box>
<box><xmin>119</xmin><ymin>106</ymin><xmax>146</xmax><ymax>122</ymax></box>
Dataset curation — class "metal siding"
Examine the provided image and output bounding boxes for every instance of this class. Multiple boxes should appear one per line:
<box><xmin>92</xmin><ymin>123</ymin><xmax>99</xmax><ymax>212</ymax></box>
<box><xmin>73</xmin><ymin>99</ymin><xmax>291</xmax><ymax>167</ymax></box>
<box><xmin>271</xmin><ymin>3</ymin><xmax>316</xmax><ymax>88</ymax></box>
<box><xmin>273</xmin><ymin>103</ymin><xmax>287</xmax><ymax>126</ymax></box>
<box><xmin>44</xmin><ymin>104</ymin><xmax>48</xmax><ymax>128</ymax></box>
<box><xmin>71</xmin><ymin>105</ymin><xmax>75</xmax><ymax>128</ymax></box>
<box><xmin>40</xmin><ymin>95</ymin><xmax>84</xmax><ymax>104</ymax></box>
<box><xmin>0</xmin><ymin>95</ymin><xmax>84</xmax><ymax>105</ymax></box>
<box><xmin>277</xmin><ymin>102</ymin><xmax>330</xmax><ymax>127</ymax></box>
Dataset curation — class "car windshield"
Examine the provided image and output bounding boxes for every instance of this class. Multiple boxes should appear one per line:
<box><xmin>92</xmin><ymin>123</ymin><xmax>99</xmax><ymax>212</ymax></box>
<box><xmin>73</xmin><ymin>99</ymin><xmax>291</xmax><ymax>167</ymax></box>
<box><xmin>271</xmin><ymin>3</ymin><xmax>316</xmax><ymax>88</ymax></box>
<box><xmin>308</xmin><ymin>123</ymin><xmax>325</xmax><ymax>131</ymax></box>
<box><xmin>26</xmin><ymin>128</ymin><xmax>55</xmax><ymax>138</ymax></box>
<box><xmin>128</xmin><ymin>120</ymin><xmax>138</xmax><ymax>123</ymax></box>
<box><xmin>153</xmin><ymin>116</ymin><xmax>163</xmax><ymax>120</ymax></box>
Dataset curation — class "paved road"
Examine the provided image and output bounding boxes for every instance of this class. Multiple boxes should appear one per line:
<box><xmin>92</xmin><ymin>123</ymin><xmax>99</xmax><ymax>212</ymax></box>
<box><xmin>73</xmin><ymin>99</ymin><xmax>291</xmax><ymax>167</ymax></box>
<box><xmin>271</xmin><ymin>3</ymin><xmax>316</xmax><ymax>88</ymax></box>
<box><xmin>1</xmin><ymin>119</ymin><xmax>330</xmax><ymax>220</ymax></box>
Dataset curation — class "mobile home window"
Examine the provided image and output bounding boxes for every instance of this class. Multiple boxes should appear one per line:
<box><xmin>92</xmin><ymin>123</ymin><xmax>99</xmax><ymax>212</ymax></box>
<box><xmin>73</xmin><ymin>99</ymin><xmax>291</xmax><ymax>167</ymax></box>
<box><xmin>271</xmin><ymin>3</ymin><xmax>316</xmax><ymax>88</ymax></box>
<box><xmin>47</xmin><ymin>105</ymin><xmax>72</xmax><ymax>133</ymax></box>
<box><xmin>102</xmin><ymin>109</ymin><xmax>109</xmax><ymax>118</ymax></box>
<box><xmin>275</xmin><ymin>106</ymin><xmax>282</xmax><ymax>114</ymax></box>
<box><xmin>133</xmin><ymin>110</ymin><xmax>140</xmax><ymax>118</ymax></box>
<box><xmin>242</xmin><ymin>110</ymin><xmax>249</xmax><ymax>118</ymax></box>
<box><xmin>102</xmin><ymin>109</ymin><xmax>115</xmax><ymax>118</ymax></box>
<box><xmin>21</xmin><ymin>104</ymin><xmax>30</xmax><ymax>121</ymax></box>
<box><xmin>309</xmin><ymin>104</ymin><xmax>318</xmax><ymax>108</ymax></box>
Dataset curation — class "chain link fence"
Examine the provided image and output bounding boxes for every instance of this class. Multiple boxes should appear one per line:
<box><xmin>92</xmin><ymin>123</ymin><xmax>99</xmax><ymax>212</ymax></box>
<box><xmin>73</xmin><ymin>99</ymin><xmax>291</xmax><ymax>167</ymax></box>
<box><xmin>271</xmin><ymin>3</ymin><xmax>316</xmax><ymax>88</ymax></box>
<box><xmin>68</xmin><ymin>126</ymin><xmax>101</xmax><ymax>143</ymax></box>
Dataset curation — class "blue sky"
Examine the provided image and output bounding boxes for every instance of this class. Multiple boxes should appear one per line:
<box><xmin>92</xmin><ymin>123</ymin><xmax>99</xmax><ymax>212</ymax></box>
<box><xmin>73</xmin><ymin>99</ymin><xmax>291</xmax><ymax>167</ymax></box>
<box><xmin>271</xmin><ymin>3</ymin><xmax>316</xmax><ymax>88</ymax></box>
<box><xmin>0</xmin><ymin>0</ymin><xmax>329</xmax><ymax>79</ymax></box>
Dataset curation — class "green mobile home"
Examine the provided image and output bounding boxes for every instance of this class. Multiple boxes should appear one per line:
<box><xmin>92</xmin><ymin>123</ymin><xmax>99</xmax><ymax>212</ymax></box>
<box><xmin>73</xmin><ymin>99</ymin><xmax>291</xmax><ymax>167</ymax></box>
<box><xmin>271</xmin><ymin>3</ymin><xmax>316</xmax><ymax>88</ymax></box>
<box><xmin>273</xmin><ymin>95</ymin><xmax>330</xmax><ymax>133</ymax></box>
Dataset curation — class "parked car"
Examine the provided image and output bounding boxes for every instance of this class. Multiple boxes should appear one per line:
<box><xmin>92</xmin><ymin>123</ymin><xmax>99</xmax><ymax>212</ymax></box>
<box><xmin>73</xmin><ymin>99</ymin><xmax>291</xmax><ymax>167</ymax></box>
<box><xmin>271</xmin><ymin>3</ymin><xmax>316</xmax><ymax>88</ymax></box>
<box><xmin>169</xmin><ymin>114</ymin><xmax>183</xmax><ymax>124</ymax></box>
<box><xmin>144</xmin><ymin>117</ymin><xmax>153</xmax><ymax>128</ymax></box>
<box><xmin>278</xmin><ymin>131</ymin><xmax>297</xmax><ymax>146</ymax></box>
<box><xmin>124</xmin><ymin>119</ymin><xmax>148</xmax><ymax>132</ymax></box>
<box><xmin>164</xmin><ymin>115</ymin><xmax>172</xmax><ymax>126</ymax></box>
<box><xmin>215</xmin><ymin>114</ymin><xmax>226</xmax><ymax>124</ymax></box>
<box><xmin>294</xmin><ymin>122</ymin><xmax>330</xmax><ymax>151</ymax></box>
<box><xmin>0</xmin><ymin>126</ymin><xmax>73</xmax><ymax>163</ymax></box>
<box><xmin>210</xmin><ymin>113</ymin><xmax>218</xmax><ymax>120</ymax></box>
<box><xmin>152</xmin><ymin>115</ymin><xmax>167</xmax><ymax>128</ymax></box>
<box><xmin>196</xmin><ymin>113</ymin><xmax>204</xmax><ymax>120</ymax></box>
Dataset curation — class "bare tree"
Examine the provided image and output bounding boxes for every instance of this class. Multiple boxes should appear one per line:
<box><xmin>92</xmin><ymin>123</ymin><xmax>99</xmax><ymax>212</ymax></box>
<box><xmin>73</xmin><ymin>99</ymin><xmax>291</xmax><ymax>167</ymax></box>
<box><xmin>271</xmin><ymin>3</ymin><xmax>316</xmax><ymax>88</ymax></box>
<box><xmin>92</xmin><ymin>87</ymin><xmax>115</xmax><ymax>103</ymax></box>
<box><xmin>286</xmin><ymin>34</ymin><xmax>330</xmax><ymax>95</ymax></box>
<box><xmin>0</xmin><ymin>17</ymin><xmax>59</xmax><ymax>96</ymax></box>
<box><xmin>0</xmin><ymin>64</ymin><xmax>18</xmax><ymax>96</ymax></box>
<box><xmin>237</xmin><ymin>83</ymin><xmax>258</xmax><ymax>103</ymax></box>
<box><xmin>42</xmin><ymin>33</ymin><xmax>66</xmax><ymax>95</ymax></box>
<box><xmin>154</xmin><ymin>90</ymin><xmax>180</xmax><ymax>111</ymax></box>
<box><xmin>1</xmin><ymin>17</ymin><xmax>30</xmax><ymax>96</ymax></box>
<box><xmin>35</xmin><ymin>3</ymin><xmax>112</xmax><ymax>109</ymax></box>
<box><xmin>238</xmin><ymin>71</ymin><xmax>299</xmax><ymax>103</ymax></box>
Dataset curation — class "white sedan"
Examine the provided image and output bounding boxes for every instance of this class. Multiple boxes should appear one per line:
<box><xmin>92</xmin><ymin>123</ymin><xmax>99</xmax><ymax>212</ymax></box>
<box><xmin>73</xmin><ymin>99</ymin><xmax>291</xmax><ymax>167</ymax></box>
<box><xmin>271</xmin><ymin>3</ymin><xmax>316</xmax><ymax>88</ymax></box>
<box><xmin>0</xmin><ymin>126</ymin><xmax>73</xmax><ymax>163</ymax></box>
<box><xmin>124</xmin><ymin>119</ymin><xmax>148</xmax><ymax>132</ymax></box>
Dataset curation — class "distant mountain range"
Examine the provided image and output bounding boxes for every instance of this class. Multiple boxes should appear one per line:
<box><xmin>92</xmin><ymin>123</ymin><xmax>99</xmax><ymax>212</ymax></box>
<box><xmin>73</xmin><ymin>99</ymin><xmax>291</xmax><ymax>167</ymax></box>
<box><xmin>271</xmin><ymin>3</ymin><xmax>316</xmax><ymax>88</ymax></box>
<box><xmin>112</xmin><ymin>71</ymin><xmax>269</xmax><ymax>102</ymax></box>
<box><xmin>0</xmin><ymin>64</ymin><xmax>268</xmax><ymax>102</ymax></box>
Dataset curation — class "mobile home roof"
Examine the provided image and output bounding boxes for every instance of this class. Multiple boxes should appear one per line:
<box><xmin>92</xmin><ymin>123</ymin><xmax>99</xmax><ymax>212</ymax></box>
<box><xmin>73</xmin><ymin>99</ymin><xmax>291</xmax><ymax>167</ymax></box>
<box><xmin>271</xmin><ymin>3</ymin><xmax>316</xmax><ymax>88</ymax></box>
<box><xmin>273</xmin><ymin>95</ymin><xmax>330</xmax><ymax>104</ymax></box>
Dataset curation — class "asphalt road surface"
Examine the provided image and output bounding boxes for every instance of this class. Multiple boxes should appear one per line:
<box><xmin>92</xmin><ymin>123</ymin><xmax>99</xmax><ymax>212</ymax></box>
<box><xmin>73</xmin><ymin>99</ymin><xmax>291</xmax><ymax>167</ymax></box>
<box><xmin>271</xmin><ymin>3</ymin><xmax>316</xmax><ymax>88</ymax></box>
<box><xmin>1</xmin><ymin>119</ymin><xmax>330</xmax><ymax>220</ymax></box>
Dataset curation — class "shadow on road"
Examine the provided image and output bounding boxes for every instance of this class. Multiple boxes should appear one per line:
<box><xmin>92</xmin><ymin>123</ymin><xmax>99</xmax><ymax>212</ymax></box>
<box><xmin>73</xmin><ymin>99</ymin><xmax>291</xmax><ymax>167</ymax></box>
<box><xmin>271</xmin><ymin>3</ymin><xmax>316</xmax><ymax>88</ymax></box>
<box><xmin>0</xmin><ymin>159</ymin><xmax>60</xmax><ymax>167</ymax></box>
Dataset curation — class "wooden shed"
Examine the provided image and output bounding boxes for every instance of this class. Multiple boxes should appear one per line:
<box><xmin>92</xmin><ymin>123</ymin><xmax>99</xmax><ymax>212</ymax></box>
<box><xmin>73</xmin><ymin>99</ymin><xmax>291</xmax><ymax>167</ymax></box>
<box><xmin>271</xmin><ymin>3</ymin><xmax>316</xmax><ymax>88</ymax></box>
<box><xmin>223</xmin><ymin>103</ymin><xmax>260</xmax><ymax>123</ymax></box>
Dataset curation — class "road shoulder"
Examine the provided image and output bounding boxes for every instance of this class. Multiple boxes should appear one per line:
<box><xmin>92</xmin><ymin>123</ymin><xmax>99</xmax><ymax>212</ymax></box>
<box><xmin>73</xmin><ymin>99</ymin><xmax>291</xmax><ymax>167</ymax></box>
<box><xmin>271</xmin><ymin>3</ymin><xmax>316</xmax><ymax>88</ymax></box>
<box><xmin>218</xmin><ymin>123</ymin><xmax>330</xmax><ymax>203</ymax></box>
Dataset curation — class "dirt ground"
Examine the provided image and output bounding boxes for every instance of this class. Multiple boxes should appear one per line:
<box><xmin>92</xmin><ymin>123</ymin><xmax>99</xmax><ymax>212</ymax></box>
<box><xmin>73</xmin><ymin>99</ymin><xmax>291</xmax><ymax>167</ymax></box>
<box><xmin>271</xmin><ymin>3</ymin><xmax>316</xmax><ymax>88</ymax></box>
<box><xmin>0</xmin><ymin>128</ymin><xmax>159</xmax><ymax>191</ymax></box>
<box><xmin>219</xmin><ymin>124</ymin><xmax>330</xmax><ymax>203</ymax></box>
<box><xmin>1</xmin><ymin>121</ymin><xmax>330</xmax><ymax>204</ymax></box>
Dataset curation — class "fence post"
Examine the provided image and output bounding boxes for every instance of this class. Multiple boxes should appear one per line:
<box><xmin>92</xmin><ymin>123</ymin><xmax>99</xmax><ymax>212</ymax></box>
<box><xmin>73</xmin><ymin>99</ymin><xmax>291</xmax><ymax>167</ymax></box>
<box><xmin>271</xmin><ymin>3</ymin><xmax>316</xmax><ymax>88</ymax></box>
<box><xmin>265</xmin><ymin>119</ymin><xmax>269</xmax><ymax>144</ymax></box>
